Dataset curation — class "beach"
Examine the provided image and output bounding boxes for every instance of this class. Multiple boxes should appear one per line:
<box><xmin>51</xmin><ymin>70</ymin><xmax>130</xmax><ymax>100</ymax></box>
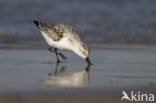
<box><xmin>0</xmin><ymin>42</ymin><xmax>156</xmax><ymax>103</ymax></box>
<box><xmin>0</xmin><ymin>0</ymin><xmax>156</xmax><ymax>102</ymax></box>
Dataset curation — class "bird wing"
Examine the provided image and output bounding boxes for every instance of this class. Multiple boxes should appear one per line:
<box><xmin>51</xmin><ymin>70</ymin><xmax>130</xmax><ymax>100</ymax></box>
<box><xmin>34</xmin><ymin>20</ymin><xmax>64</xmax><ymax>41</ymax></box>
<box><xmin>57</xmin><ymin>24</ymin><xmax>81</xmax><ymax>41</ymax></box>
<box><xmin>44</xmin><ymin>24</ymin><xmax>64</xmax><ymax>41</ymax></box>
<box><xmin>33</xmin><ymin>20</ymin><xmax>81</xmax><ymax>42</ymax></box>
<box><xmin>56</xmin><ymin>24</ymin><xmax>89</xmax><ymax>52</ymax></box>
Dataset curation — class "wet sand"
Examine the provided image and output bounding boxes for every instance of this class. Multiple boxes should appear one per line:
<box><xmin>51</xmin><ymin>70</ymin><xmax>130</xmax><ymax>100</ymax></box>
<box><xmin>0</xmin><ymin>43</ymin><xmax>156</xmax><ymax>103</ymax></box>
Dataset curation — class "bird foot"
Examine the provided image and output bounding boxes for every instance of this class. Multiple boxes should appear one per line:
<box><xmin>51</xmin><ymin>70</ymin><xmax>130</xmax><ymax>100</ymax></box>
<box><xmin>48</xmin><ymin>47</ymin><xmax>68</xmax><ymax>61</ymax></box>
<box><xmin>57</xmin><ymin>60</ymin><xmax>61</xmax><ymax>63</ymax></box>
<box><xmin>58</xmin><ymin>53</ymin><xmax>68</xmax><ymax>60</ymax></box>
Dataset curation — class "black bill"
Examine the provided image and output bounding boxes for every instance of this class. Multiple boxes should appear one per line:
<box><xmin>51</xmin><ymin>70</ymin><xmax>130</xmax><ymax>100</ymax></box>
<box><xmin>85</xmin><ymin>57</ymin><xmax>92</xmax><ymax>65</ymax></box>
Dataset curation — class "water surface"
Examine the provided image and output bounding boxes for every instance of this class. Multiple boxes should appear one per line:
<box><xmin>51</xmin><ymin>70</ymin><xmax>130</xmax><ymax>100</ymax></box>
<box><xmin>0</xmin><ymin>0</ymin><xmax>156</xmax><ymax>44</ymax></box>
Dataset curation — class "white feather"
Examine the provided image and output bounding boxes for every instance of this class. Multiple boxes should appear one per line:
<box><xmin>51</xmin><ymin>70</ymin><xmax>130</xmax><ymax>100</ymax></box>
<box><xmin>41</xmin><ymin>32</ymin><xmax>73</xmax><ymax>50</ymax></box>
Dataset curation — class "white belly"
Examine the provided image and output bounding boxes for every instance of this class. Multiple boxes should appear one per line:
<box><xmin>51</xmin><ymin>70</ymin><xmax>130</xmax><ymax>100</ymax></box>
<box><xmin>41</xmin><ymin>32</ymin><xmax>73</xmax><ymax>51</ymax></box>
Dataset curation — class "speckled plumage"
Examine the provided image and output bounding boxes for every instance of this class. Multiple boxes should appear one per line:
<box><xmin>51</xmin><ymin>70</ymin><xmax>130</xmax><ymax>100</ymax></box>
<box><xmin>38</xmin><ymin>22</ymin><xmax>81</xmax><ymax>42</ymax></box>
<box><xmin>33</xmin><ymin>20</ymin><xmax>91</xmax><ymax>64</ymax></box>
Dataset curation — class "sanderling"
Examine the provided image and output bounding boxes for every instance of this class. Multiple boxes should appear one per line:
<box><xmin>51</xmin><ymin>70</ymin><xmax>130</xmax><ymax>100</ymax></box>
<box><xmin>33</xmin><ymin>20</ymin><xmax>92</xmax><ymax>65</ymax></box>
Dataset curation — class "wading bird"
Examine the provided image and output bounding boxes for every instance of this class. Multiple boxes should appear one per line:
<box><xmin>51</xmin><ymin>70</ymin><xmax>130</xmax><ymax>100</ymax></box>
<box><xmin>33</xmin><ymin>20</ymin><xmax>92</xmax><ymax>65</ymax></box>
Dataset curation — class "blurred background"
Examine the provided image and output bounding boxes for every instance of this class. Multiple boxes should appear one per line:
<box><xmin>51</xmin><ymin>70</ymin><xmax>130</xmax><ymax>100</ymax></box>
<box><xmin>0</xmin><ymin>1</ymin><xmax>156</xmax><ymax>102</ymax></box>
<box><xmin>0</xmin><ymin>0</ymin><xmax>156</xmax><ymax>44</ymax></box>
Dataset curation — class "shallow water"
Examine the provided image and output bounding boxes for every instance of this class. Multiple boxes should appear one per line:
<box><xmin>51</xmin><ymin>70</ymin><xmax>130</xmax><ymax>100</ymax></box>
<box><xmin>0</xmin><ymin>0</ymin><xmax>156</xmax><ymax>44</ymax></box>
<box><xmin>0</xmin><ymin>44</ymin><xmax>156</xmax><ymax>92</ymax></box>
<box><xmin>0</xmin><ymin>43</ymin><xmax>156</xmax><ymax>103</ymax></box>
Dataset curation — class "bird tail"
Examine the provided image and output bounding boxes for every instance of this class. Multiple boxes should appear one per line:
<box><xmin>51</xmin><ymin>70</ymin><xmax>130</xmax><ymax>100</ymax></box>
<box><xmin>33</xmin><ymin>20</ymin><xmax>49</xmax><ymax>31</ymax></box>
<box><xmin>33</xmin><ymin>20</ymin><xmax>40</xmax><ymax>28</ymax></box>
<box><xmin>33</xmin><ymin>20</ymin><xmax>46</xmax><ymax>31</ymax></box>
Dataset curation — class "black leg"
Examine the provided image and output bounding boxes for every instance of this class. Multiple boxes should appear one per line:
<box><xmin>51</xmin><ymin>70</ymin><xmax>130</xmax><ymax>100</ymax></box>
<box><xmin>58</xmin><ymin>52</ymin><xmax>68</xmax><ymax>60</ymax></box>
<box><xmin>54</xmin><ymin>61</ymin><xmax>59</xmax><ymax>75</ymax></box>
<box><xmin>48</xmin><ymin>47</ymin><xmax>61</xmax><ymax>63</ymax></box>
<box><xmin>54</xmin><ymin>48</ymin><xmax>61</xmax><ymax>63</ymax></box>
<box><xmin>48</xmin><ymin>47</ymin><xmax>68</xmax><ymax>61</ymax></box>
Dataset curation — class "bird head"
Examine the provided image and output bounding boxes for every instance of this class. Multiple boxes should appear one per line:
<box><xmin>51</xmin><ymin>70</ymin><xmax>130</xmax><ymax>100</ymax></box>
<box><xmin>74</xmin><ymin>42</ymin><xmax>92</xmax><ymax>65</ymax></box>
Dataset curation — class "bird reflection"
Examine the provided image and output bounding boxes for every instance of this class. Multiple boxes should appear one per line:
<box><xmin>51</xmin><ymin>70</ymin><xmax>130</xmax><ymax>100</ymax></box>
<box><xmin>41</xmin><ymin>63</ymin><xmax>91</xmax><ymax>87</ymax></box>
